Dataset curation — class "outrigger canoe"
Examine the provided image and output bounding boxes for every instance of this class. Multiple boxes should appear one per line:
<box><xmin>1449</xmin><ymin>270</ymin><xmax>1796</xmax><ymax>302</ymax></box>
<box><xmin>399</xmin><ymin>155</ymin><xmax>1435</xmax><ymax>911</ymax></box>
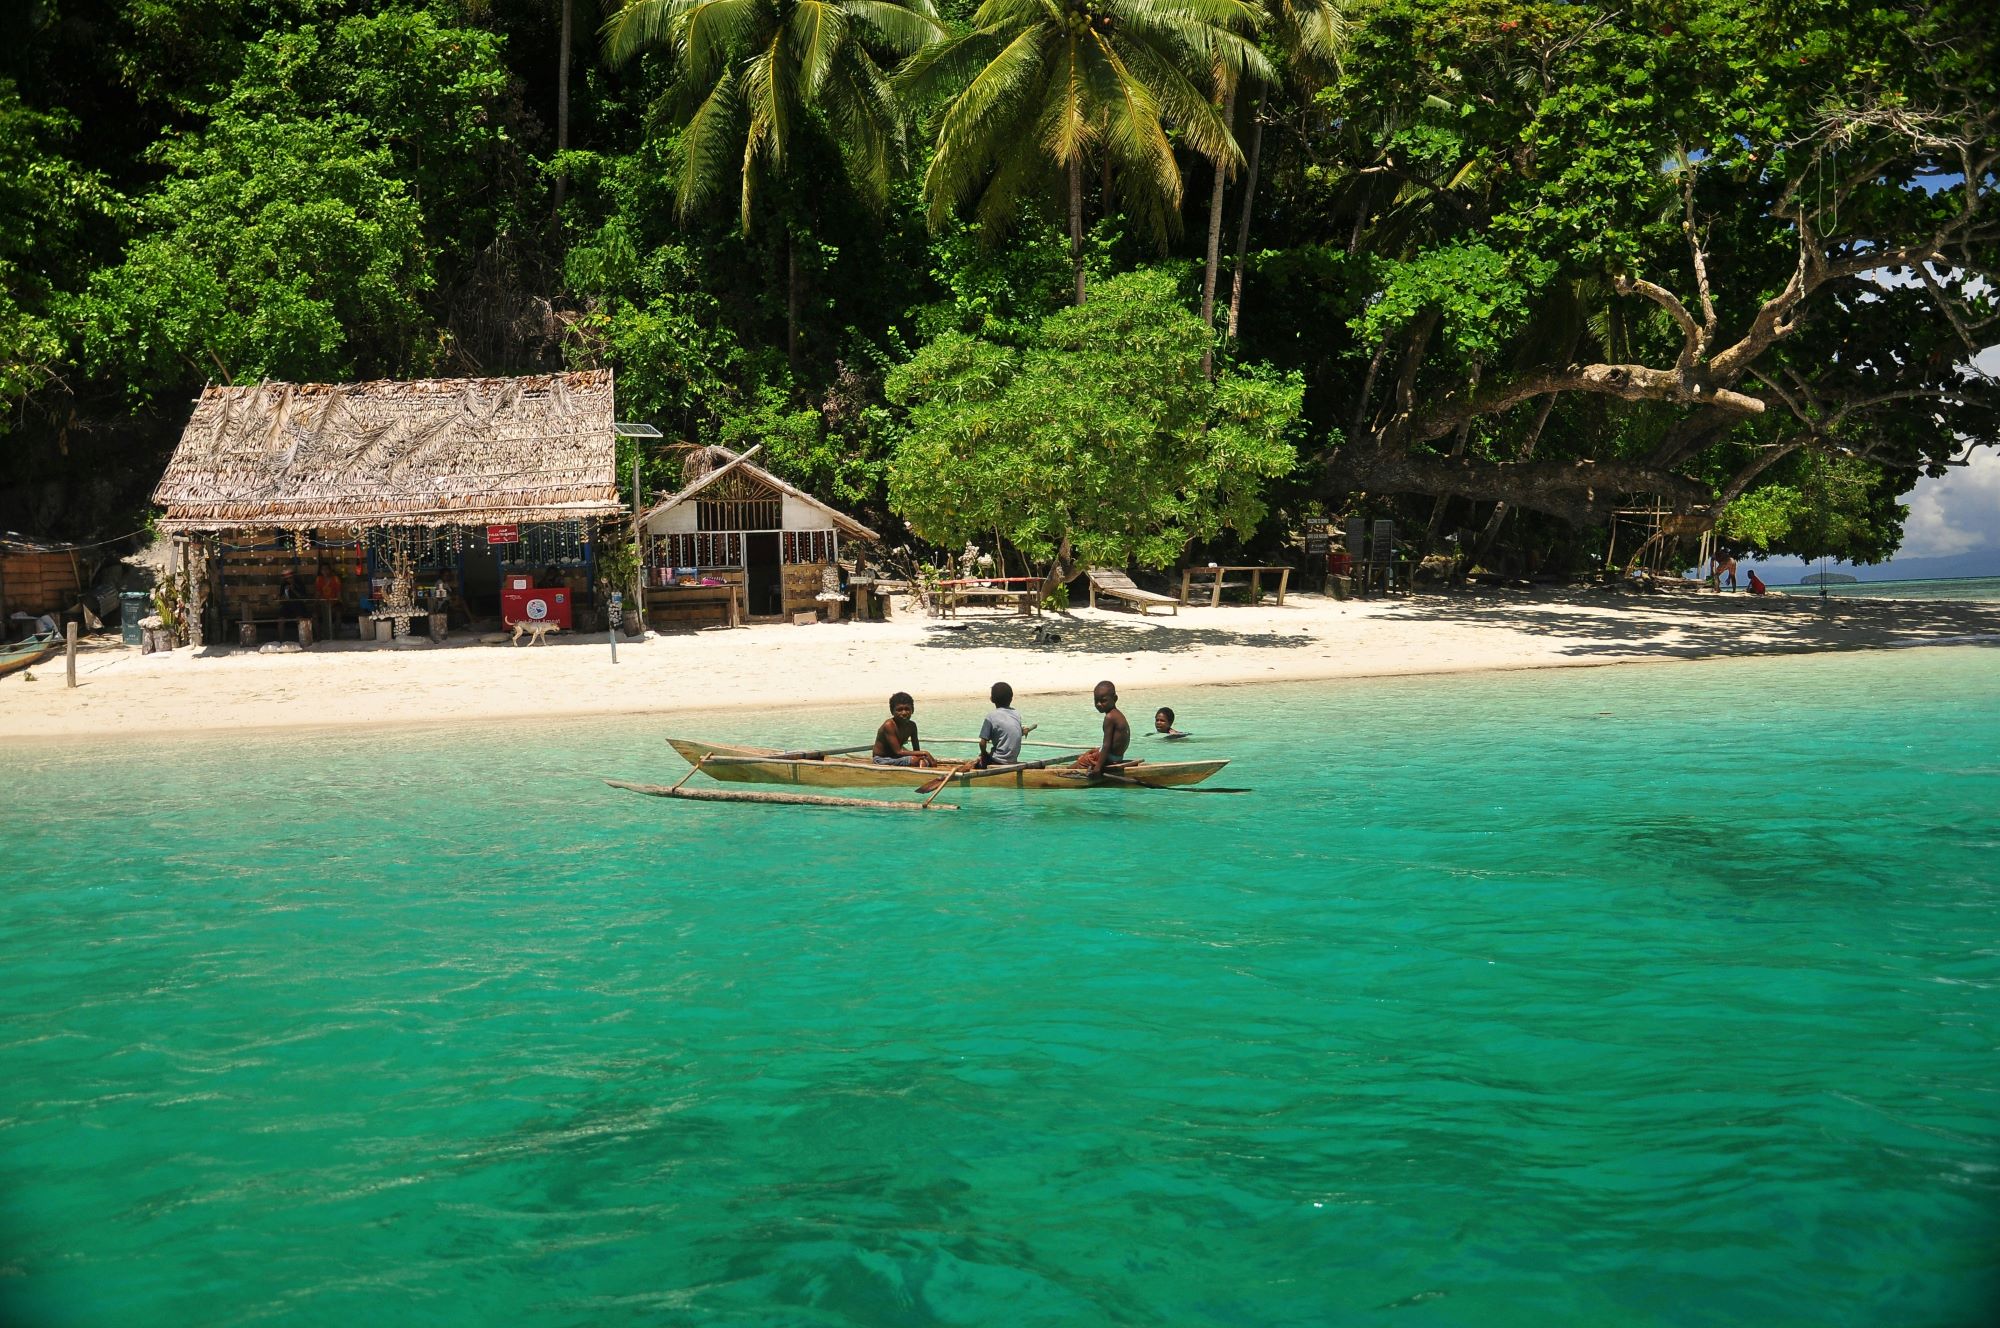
<box><xmin>0</xmin><ymin>629</ymin><xmax>60</xmax><ymax>680</ymax></box>
<box><xmin>667</xmin><ymin>738</ymin><xmax>1231</xmax><ymax>790</ymax></box>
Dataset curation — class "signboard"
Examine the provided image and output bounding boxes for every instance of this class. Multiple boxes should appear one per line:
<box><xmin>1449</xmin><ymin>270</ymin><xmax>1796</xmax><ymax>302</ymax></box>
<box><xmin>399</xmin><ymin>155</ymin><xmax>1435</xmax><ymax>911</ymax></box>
<box><xmin>486</xmin><ymin>524</ymin><xmax>520</xmax><ymax>544</ymax></box>
<box><xmin>1304</xmin><ymin>517</ymin><xmax>1330</xmax><ymax>555</ymax></box>
<box><xmin>607</xmin><ymin>591</ymin><xmax>624</xmax><ymax>628</ymax></box>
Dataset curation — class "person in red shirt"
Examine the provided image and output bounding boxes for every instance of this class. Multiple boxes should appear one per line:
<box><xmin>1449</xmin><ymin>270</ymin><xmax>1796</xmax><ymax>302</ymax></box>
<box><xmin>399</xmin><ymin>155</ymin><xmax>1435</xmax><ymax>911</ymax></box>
<box><xmin>1746</xmin><ymin>570</ymin><xmax>1767</xmax><ymax>595</ymax></box>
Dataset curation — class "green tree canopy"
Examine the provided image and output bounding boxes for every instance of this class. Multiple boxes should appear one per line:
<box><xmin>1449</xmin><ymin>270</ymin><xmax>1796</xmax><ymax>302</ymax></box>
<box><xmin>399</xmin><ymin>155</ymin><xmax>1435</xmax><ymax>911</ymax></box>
<box><xmin>886</xmin><ymin>269</ymin><xmax>1301</xmax><ymax>572</ymax></box>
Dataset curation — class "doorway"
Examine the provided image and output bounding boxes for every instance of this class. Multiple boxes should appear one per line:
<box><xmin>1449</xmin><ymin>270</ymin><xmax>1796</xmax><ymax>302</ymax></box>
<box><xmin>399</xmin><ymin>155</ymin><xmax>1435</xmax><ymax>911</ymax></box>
<box><xmin>745</xmin><ymin>532</ymin><xmax>781</xmax><ymax>617</ymax></box>
<box><xmin>461</xmin><ymin>532</ymin><xmax>501</xmax><ymax>616</ymax></box>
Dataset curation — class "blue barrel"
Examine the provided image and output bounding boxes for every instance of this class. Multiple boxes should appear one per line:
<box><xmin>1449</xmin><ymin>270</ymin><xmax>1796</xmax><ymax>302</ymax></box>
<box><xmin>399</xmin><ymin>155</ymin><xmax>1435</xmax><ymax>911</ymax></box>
<box><xmin>121</xmin><ymin>591</ymin><xmax>150</xmax><ymax>645</ymax></box>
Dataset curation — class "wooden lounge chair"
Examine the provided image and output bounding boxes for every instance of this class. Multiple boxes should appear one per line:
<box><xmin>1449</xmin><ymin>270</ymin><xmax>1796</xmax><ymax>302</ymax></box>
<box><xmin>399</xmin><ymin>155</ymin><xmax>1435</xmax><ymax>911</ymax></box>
<box><xmin>1086</xmin><ymin>569</ymin><xmax>1178</xmax><ymax>616</ymax></box>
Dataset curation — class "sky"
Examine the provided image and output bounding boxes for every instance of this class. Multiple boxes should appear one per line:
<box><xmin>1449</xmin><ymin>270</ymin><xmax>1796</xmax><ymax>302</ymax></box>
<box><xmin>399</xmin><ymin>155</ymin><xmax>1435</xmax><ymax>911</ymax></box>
<box><xmin>1888</xmin><ymin>342</ymin><xmax>2000</xmax><ymax>560</ymax></box>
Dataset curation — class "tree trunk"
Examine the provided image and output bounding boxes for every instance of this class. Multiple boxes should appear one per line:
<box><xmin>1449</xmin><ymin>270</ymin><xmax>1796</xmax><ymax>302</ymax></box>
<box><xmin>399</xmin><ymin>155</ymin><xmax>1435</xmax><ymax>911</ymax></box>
<box><xmin>1040</xmin><ymin>534</ymin><xmax>1075</xmax><ymax>604</ymax></box>
<box><xmin>1200</xmin><ymin>87</ymin><xmax>1236</xmax><ymax>379</ymax></box>
<box><xmin>1463</xmin><ymin>367</ymin><xmax>1563</xmax><ymax>577</ymax></box>
<box><xmin>1223</xmin><ymin>87</ymin><xmax>1266</xmax><ymax>343</ymax></box>
<box><xmin>1069</xmin><ymin>156</ymin><xmax>1086</xmax><ymax>306</ymax></box>
<box><xmin>1423</xmin><ymin>360</ymin><xmax>1482</xmax><ymax>556</ymax></box>
<box><xmin>554</xmin><ymin>0</ymin><xmax>572</xmax><ymax>212</ymax></box>
<box><xmin>786</xmin><ymin>229</ymin><xmax>800</xmax><ymax>377</ymax></box>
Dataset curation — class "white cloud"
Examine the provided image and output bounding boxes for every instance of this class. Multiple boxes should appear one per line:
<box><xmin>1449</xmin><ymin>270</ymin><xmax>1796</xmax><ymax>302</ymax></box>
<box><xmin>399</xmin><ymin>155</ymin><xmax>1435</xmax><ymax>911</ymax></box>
<box><xmin>1900</xmin><ymin>446</ymin><xmax>2000</xmax><ymax>557</ymax></box>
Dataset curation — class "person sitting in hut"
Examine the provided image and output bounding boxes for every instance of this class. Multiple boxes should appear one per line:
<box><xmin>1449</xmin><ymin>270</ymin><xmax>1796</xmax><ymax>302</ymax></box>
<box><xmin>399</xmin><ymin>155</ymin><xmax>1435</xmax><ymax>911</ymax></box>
<box><xmin>313</xmin><ymin>562</ymin><xmax>343</xmax><ymax>605</ymax></box>
<box><xmin>1074</xmin><ymin>680</ymin><xmax>1131</xmax><ymax>776</ymax></box>
<box><xmin>976</xmin><ymin>682</ymin><xmax>1025</xmax><ymax>769</ymax></box>
<box><xmin>276</xmin><ymin>565</ymin><xmax>310</xmax><ymax>620</ymax></box>
<box><xmin>1152</xmin><ymin>706</ymin><xmax>1189</xmax><ymax>740</ymax></box>
<box><xmin>873</xmin><ymin>692</ymin><xmax>938</xmax><ymax>767</ymax></box>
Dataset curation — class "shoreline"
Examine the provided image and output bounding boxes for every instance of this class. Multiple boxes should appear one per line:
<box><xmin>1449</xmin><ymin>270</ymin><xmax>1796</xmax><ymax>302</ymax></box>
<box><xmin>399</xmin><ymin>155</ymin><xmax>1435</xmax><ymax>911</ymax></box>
<box><xmin>4</xmin><ymin>586</ymin><xmax>1996</xmax><ymax>744</ymax></box>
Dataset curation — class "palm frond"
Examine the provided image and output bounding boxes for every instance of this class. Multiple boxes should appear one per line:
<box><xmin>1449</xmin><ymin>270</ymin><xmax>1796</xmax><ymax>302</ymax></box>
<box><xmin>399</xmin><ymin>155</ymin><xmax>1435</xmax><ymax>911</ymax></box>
<box><xmin>788</xmin><ymin>0</ymin><xmax>849</xmax><ymax>97</ymax></box>
<box><xmin>843</xmin><ymin>0</ymin><xmax>946</xmax><ymax>55</ymax></box>
<box><xmin>677</xmin><ymin>66</ymin><xmax>746</xmax><ymax>222</ymax></box>
<box><xmin>601</xmin><ymin>0</ymin><xmax>704</xmax><ymax>66</ymax></box>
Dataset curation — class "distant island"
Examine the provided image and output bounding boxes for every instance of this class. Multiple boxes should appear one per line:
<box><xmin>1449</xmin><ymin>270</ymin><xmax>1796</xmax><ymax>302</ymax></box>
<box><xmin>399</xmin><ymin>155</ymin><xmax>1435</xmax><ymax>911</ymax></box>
<box><xmin>1756</xmin><ymin>550</ymin><xmax>2000</xmax><ymax>585</ymax></box>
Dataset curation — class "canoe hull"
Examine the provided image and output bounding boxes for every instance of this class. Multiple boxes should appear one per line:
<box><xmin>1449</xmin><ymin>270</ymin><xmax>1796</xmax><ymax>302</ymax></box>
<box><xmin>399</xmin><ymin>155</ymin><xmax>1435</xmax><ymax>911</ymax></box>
<box><xmin>667</xmin><ymin>738</ymin><xmax>1228</xmax><ymax>789</ymax></box>
<box><xmin>0</xmin><ymin>631</ymin><xmax>59</xmax><ymax>679</ymax></box>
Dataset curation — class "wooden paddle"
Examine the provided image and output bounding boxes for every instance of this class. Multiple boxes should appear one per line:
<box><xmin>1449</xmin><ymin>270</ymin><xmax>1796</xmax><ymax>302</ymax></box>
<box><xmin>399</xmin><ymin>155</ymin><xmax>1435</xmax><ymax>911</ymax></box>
<box><xmin>916</xmin><ymin>755</ymin><xmax>1067</xmax><ymax>797</ymax></box>
<box><xmin>934</xmin><ymin>738</ymin><xmax>1092</xmax><ymax>752</ymax></box>
<box><xmin>768</xmin><ymin>743</ymin><xmax>877</xmax><ymax>760</ymax></box>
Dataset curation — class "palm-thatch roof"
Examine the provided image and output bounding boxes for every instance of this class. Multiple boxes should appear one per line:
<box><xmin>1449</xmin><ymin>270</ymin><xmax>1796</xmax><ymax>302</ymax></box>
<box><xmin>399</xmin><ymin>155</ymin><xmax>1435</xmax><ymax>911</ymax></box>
<box><xmin>153</xmin><ymin>372</ymin><xmax>621</xmax><ymax>531</ymax></box>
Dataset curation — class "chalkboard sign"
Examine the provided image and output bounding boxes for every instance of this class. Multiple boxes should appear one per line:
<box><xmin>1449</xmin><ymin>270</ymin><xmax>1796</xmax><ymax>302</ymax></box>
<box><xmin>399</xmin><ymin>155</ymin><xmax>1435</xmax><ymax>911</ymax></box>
<box><xmin>1304</xmin><ymin>518</ymin><xmax>1330</xmax><ymax>555</ymax></box>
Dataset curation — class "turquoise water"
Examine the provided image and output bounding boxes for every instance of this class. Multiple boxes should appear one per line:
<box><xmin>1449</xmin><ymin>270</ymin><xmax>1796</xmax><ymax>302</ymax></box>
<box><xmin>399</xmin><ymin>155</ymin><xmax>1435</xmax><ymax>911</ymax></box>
<box><xmin>4</xmin><ymin>648</ymin><xmax>1999</xmax><ymax>1326</ymax></box>
<box><xmin>1774</xmin><ymin>575</ymin><xmax>2000</xmax><ymax>602</ymax></box>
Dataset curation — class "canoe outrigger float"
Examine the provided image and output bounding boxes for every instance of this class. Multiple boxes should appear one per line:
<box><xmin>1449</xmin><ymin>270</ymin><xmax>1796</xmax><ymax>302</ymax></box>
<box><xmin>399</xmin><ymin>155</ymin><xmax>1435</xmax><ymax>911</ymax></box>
<box><xmin>603</xmin><ymin>738</ymin><xmax>1241</xmax><ymax>812</ymax></box>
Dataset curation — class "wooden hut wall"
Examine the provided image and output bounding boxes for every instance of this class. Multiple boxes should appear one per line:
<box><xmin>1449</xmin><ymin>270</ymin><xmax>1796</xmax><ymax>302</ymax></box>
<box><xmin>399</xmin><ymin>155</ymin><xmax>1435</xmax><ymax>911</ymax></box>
<box><xmin>0</xmin><ymin>550</ymin><xmax>83</xmax><ymax>617</ymax></box>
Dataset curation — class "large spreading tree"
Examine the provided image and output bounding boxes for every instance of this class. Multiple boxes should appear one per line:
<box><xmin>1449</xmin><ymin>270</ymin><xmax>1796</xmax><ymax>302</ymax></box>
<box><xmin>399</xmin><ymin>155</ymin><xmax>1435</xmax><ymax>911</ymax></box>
<box><xmin>886</xmin><ymin>269</ymin><xmax>1302</xmax><ymax>586</ymax></box>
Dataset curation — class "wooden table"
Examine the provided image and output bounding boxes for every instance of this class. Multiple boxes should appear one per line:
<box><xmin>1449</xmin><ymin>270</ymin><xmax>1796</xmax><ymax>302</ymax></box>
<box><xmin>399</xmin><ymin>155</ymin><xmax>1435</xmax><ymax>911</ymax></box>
<box><xmin>1179</xmin><ymin>565</ymin><xmax>1293</xmax><ymax>607</ymax></box>
<box><xmin>939</xmin><ymin>584</ymin><xmax>1040</xmax><ymax>617</ymax></box>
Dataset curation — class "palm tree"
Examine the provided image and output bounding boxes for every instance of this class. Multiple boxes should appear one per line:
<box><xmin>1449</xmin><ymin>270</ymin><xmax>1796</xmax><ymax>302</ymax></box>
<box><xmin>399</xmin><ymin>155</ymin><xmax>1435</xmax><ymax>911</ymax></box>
<box><xmin>902</xmin><ymin>0</ymin><xmax>1267</xmax><ymax>306</ymax></box>
<box><xmin>602</xmin><ymin>0</ymin><xmax>943</xmax><ymax>369</ymax></box>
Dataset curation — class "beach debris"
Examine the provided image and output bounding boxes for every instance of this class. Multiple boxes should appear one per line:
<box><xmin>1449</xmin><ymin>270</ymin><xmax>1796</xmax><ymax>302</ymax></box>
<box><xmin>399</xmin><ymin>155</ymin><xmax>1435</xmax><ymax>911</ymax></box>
<box><xmin>258</xmin><ymin>641</ymin><xmax>303</xmax><ymax>654</ymax></box>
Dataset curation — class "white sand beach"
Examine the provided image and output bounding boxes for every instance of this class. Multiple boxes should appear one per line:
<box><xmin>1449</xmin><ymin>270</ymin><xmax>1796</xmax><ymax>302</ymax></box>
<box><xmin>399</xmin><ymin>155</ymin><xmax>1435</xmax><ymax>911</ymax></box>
<box><xmin>4</xmin><ymin>587</ymin><xmax>1996</xmax><ymax>742</ymax></box>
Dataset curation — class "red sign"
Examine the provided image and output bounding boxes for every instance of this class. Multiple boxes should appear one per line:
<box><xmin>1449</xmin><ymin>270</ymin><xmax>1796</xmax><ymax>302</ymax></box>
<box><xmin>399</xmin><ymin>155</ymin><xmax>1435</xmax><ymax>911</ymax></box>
<box><xmin>486</xmin><ymin>524</ymin><xmax>520</xmax><ymax>544</ymax></box>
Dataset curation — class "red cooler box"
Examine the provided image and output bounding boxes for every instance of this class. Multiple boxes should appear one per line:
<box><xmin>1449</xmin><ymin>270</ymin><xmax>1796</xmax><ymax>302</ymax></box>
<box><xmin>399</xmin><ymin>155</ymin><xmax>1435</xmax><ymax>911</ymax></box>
<box><xmin>501</xmin><ymin>578</ymin><xmax>572</xmax><ymax>628</ymax></box>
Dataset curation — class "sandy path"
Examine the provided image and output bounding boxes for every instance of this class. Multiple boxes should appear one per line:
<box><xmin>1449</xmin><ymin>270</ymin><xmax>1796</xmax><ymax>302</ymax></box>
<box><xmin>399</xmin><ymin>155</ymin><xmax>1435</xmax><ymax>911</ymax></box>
<box><xmin>3</xmin><ymin>588</ymin><xmax>1995</xmax><ymax>742</ymax></box>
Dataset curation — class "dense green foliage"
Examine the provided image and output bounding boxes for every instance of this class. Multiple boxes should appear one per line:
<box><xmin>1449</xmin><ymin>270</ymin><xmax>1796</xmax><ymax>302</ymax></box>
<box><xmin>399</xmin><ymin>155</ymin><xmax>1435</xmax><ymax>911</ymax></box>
<box><xmin>5</xmin><ymin>0</ymin><xmax>1994</xmax><ymax>577</ymax></box>
<box><xmin>886</xmin><ymin>270</ymin><xmax>1300</xmax><ymax>568</ymax></box>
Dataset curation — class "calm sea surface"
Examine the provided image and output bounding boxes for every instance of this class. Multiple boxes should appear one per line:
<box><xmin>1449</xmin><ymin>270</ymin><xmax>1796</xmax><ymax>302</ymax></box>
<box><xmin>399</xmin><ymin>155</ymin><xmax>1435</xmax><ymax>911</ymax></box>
<box><xmin>1774</xmin><ymin>575</ymin><xmax>2000</xmax><ymax>602</ymax></box>
<box><xmin>3</xmin><ymin>648</ymin><xmax>1998</xmax><ymax>1326</ymax></box>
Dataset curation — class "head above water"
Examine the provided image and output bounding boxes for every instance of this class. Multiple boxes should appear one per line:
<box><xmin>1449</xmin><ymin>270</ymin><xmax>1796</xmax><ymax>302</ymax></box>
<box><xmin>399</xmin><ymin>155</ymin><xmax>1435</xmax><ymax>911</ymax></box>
<box><xmin>1154</xmin><ymin>707</ymin><xmax>1175</xmax><ymax>730</ymax></box>
<box><xmin>990</xmin><ymin>681</ymin><xmax>1013</xmax><ymax>708</ymax></box>
<box><xmin>1093</xmin><ymin>681</ymin><xmax>1117</xmax><ymax>712</ymax></box>
<box><xmin>889</xmin><ymin>691</ymin><xmax>915</xmax><ymax>716</ymax></box>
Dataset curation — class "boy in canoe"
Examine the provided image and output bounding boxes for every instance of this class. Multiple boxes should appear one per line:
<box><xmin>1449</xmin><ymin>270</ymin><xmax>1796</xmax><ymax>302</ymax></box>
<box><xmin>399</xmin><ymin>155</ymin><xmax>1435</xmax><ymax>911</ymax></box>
<box><xmin>873</xmin><ymin>692</ymin><xmax>939</xmax><ymax>768</ymax></box>
<box><xmin>976</xmin><ymin>682</ymin><xmax>1025</xmax><ymax>769</ymax></box>
<box><xmin>1075</xmin><ymin>680</ymin><xmax>1131</xmax><ymax>776</ymax></box>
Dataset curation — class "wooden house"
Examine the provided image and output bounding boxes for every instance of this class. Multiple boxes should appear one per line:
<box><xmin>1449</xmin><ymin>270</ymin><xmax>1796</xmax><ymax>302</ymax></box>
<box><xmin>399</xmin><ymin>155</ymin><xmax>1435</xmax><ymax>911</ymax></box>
<box><xmin>152</xmin><ymin>372</ymin><xmax>623</xmax><ymax>644</ymax></box>
<box><xmin>637</xmin><ymin>446</ymin><xmax>878</xmax><ymax>626</ymax></box>
<box><xmin>0</xmin><ymin>533</ymin><xmax>85</xmax><ymax>630</ymax></box>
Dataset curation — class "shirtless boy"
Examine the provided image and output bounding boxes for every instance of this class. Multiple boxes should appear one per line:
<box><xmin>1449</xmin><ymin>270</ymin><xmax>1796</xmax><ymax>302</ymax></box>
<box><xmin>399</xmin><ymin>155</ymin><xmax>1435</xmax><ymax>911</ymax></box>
<box><xmin>873</xmin><ymin>692</ymin><xmax>938</xmax><ymax>768</ymax></box>
<box><xmin>1076</xmin><ymin>680</ymin><xmax>1131</xmax><ymax>776</ymax></box>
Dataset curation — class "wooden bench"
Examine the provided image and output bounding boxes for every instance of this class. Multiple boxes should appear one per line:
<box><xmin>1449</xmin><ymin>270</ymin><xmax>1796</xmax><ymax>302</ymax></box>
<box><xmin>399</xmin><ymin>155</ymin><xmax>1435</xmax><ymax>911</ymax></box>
<box><xmin>647</xmin><ymin>583</ymin><xmax>742</xmax><ymax>629</ymax></box>
<box><xmin>1178</xmin><ymin>565</ymin><xmax>1293</xmax><ymax>607</ymax></box>
<box><xmin>1086</xmin><ymin>569</ymin><xmax>1178</xmax><ymax>616</ymax></box>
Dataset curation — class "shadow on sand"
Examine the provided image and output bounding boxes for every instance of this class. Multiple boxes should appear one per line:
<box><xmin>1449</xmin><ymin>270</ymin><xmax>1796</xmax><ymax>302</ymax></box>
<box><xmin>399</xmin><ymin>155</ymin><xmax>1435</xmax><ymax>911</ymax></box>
<box><xmin>1368</xmin><ymin>586</ymin><xmax>2000</xmax><ymax>661</ymax></box>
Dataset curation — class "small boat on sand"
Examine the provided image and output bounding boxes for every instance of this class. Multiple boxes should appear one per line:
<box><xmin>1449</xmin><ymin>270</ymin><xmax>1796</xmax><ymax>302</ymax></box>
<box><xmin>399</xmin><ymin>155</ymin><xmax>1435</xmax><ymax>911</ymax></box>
<box><xmin>665</xmin><ymin>738</ymin><xmax>1231</xmax><ymax>790</ymax></box>
<box><xmin>0</xmin><ymin>629</ymin><xmax>61</xmax><ymax>680</ymax></box>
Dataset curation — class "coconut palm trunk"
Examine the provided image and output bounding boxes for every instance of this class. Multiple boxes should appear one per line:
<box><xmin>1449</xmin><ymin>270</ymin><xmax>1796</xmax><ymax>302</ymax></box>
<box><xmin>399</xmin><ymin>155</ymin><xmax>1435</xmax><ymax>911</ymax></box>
<box><xmin>1201</xmin><ymin>86</ymin><xmax>1237</xmax><ymax>377</ymax></box>
<box><xmin>555</xmin><ymin>0</ymin><xmax>573</xmax><ymax>211</ymax></box>
<box><xmin>787</xmin><ymin>229</ymin><xmax>801</xmax><ymax>377</ymax></box>
<box><xmin>1224</xmin><ymin>87</ymin><xmax>1265</xmax><ymax>342</ymax></box>
<box><xmin>1069</xmin><ymin>157</ymin><xmax>1086</xmax><ymax>306</ymax></box>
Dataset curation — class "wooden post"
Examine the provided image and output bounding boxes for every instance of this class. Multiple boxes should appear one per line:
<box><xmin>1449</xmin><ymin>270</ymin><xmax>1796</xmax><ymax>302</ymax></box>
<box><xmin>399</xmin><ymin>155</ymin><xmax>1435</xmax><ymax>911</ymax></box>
<box><xmin>632</xmin><ymin>455</ymin><xmax>646</xmax><ymax>621</ymax></box>
<box><xmin>65</xmin><ymin>621</ymin><xmax>77</xmax><ymax>687</ymax></box>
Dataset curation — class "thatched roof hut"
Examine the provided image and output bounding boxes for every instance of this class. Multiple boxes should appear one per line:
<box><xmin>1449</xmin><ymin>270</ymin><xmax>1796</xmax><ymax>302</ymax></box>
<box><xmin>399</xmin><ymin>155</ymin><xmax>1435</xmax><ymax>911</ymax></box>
<box><xmin>153</xmin><ymin>371</ymin><xmax>620</xmax><ymax>531</ymax></box>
